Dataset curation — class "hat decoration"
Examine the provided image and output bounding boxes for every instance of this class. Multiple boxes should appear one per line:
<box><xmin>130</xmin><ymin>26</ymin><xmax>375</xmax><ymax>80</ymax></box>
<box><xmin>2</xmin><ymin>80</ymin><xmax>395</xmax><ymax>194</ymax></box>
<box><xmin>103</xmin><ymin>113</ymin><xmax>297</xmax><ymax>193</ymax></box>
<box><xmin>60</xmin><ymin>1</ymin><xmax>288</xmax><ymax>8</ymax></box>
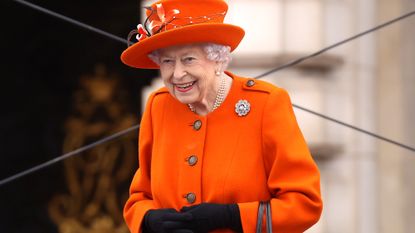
<box><xmin>135</xmin><ymin>4</ymin><xmax>181</xmax><ymax>42</ymax></box>
<box><xmin>121</xmin><ymin>0</ymin><xmax>245</xmax><ymax>69</ymax></box>
<box><xmin>128</xmin><ymin>3</ymin><xmax>227</xmax><ymax>46</ymax></box>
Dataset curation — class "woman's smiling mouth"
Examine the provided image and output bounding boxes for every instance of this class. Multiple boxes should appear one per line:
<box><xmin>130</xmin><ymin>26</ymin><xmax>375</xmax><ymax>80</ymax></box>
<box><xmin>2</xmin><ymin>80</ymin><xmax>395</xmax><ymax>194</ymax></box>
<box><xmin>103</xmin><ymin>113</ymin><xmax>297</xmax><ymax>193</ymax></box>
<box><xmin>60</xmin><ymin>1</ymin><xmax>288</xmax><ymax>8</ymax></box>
<box><xmin>175</xmin><ymin>81</ymin><xmax>196</xmax><ymax>92</ymax></box>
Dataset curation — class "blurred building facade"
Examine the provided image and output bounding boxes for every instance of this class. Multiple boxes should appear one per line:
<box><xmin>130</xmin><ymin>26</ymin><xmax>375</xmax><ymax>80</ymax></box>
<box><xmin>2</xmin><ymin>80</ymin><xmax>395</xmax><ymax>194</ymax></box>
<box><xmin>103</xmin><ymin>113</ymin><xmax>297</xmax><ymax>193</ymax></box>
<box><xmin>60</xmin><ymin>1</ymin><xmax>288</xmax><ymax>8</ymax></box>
<box><xmin>141</xmin><ymin>0</ymin><xmax>415</xmax><ymax>233</ymax></box>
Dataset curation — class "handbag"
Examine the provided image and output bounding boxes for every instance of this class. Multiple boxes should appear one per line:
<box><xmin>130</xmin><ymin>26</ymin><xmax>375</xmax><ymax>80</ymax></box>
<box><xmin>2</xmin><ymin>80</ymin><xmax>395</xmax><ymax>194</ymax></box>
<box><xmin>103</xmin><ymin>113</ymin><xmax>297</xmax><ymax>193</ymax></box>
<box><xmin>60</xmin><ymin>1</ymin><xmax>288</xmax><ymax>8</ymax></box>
<box><xmin>255</xmin><ymin>201</ymin><xmax>273</xmax><ymax>233</ymax></box>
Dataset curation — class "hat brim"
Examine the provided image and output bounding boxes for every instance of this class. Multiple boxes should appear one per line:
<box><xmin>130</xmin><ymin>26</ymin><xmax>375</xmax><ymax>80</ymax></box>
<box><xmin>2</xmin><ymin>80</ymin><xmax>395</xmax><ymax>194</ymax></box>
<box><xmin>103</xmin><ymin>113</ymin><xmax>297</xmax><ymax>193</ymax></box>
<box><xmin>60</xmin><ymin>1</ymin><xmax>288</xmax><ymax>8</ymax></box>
<box><xmin>121</xmin><ymin>23</ymin><xmax>245</xmax><ymax>69</ymax></box>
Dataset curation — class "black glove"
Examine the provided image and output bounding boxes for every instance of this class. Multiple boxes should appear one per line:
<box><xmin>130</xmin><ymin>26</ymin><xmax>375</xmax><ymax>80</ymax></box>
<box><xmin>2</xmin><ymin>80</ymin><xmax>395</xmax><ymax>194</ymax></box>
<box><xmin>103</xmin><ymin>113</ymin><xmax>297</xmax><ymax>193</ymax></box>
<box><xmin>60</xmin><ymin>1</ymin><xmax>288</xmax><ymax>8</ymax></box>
<box><xmin>143</xmin><ymin>208</ymin><xmax>193</xmax><ymax>233</ymax></box>
<box><xmin>178</xmin><ymin>203</ymin><xmax>243</xmax><ymax>233</ymax></box>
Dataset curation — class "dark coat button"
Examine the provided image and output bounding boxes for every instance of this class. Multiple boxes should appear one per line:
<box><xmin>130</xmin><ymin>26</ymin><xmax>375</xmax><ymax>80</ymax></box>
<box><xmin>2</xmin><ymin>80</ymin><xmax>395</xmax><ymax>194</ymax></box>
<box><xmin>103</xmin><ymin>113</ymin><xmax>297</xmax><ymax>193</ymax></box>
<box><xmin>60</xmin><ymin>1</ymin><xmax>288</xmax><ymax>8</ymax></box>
<box><xmin>186</xmin><ymin>192</ymin><xmax>196</xmax><ymax>204</ymax></box>
<box><xmin>193</xmin><ymin>120</ymin><xmax>202</xmax><ymax>130</ymax></box>
<box><xmin>246</xmin><ymin>79</ymin><xmax>255</xmax><ymax>87</ymax></box>
<box><xmin>187</xmin><ymin>155</ymin><xmax>198</xmax><ymax>166</ymax></box>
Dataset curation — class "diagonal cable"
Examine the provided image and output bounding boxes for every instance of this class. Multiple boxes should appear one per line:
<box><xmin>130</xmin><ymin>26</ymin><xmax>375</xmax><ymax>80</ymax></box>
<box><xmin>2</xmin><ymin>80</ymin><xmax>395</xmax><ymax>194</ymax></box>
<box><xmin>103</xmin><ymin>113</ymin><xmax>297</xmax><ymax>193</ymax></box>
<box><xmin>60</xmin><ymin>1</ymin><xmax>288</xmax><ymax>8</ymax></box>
<box><xmin>254</xmin><ymin>10</ymin><xmax>415</xmax><ymax>79</ymax></box>
<box><xmin>14</xmin><ymin>0</ymin><xmax>128</xmax><ymax>44</ymax></box>
<box><xmin>294</xmin><ymin>105</ymin><xmax>415</xmax><ymax>152</ymax></box>
<box><xmin>2</xmin><ymin>1</ymin><xmax>414</xmax><ymax>187</ymax></box>
<box><xmin>0</xmin><ymin>125</ymin><xmax>140</xmax><ymax>186</ymax></box>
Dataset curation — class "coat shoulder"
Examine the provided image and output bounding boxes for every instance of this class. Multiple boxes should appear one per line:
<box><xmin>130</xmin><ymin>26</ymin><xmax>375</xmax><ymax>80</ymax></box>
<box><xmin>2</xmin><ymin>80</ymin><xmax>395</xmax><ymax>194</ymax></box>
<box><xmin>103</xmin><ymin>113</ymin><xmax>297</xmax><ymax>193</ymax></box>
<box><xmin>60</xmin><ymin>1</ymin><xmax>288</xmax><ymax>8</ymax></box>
<box><xmin>144</xmin><ymin>87</ymin><xmax>171</xmax><ymax>112</ymax></box>
<box><xmin>154</xmin><ymin>86</ymin><xmax>170</xmax><ymax>96</ymax></box>
<box><xmin>149</xmin><ymin>87</ymin><xmax>170</xmax><ymax>102</ymax></box>
<box><xmin>233</xmin><ymin>74</ymin><xmax>285</xmax><ymax>96</ymax></box>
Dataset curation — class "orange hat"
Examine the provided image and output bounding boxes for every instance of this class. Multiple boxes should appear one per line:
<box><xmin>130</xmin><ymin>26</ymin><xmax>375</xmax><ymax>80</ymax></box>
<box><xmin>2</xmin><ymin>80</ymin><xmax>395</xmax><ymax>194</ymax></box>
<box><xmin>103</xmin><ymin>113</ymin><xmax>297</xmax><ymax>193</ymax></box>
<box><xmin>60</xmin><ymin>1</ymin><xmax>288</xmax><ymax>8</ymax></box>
<box><xmin>120</xmin><ymin>0</ymin><xmax>245</xmax><ymax>69</ymax></box>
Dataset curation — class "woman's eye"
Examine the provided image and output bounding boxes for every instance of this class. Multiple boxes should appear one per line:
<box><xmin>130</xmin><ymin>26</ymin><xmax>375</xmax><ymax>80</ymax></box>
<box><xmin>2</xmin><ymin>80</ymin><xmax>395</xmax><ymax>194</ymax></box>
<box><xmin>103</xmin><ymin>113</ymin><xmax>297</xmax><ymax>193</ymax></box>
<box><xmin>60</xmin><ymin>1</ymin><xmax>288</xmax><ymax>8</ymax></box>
<box><xmin>183</xmin><ymin>57</ymin><xmax>195</xmax><ymax>63</ymax></box>
<box><xmin>161</xmin><ymin>59</ymin><xmax>173</xmax><ymax>64</ymax></box>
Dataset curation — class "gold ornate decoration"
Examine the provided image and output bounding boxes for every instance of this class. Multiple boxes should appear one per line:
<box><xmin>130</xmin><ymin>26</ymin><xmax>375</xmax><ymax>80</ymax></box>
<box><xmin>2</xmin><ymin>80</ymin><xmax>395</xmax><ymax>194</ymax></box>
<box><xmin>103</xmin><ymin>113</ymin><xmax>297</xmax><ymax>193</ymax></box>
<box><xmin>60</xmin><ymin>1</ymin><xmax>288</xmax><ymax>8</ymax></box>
<box><xmin>48</xmin><ymin>65</ymin><xmax>137</xmax><ymax>233</ymax></box>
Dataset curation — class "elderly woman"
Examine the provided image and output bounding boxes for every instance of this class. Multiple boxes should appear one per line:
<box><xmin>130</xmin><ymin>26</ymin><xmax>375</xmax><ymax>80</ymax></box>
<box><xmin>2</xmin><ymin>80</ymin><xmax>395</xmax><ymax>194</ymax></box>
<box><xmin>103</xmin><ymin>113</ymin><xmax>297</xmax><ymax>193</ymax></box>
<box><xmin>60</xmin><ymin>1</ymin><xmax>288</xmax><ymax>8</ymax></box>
<box><xmin>121</xmin><ymin>0</ymin><xmax>322</xmax><ymax>232</ymax></box>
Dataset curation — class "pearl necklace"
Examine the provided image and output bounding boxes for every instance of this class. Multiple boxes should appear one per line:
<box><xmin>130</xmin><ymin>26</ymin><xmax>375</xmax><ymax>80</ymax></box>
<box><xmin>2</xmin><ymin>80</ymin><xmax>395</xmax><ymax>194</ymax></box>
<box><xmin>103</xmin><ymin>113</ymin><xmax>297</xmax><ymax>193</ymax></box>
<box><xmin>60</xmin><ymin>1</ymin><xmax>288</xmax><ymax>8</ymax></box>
<box><xmin>188</xmin><ymin>75</ymin><xmax>227</xmax><ymax>113</ymax></box>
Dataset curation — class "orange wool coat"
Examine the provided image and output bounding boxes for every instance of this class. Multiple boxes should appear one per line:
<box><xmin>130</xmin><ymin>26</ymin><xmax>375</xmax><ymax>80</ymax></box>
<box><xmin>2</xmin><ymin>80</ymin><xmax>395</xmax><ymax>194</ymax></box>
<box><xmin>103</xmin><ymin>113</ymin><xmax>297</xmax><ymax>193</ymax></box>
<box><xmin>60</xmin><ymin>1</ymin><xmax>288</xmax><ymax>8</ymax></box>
<box><xmin>124</xmin><ymin>72</ymin><xmax>323</xmax><ymax>233</ymax></box>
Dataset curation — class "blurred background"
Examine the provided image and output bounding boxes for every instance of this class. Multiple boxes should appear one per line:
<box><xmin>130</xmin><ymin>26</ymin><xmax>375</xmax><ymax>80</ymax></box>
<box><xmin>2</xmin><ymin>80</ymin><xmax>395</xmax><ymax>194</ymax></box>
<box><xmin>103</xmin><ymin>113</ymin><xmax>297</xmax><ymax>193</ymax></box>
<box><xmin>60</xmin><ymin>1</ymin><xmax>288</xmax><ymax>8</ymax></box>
<box><xmin>1</xmin><ymin>0</ymin><xmax>414</xmax><ymax>232</ymax></box>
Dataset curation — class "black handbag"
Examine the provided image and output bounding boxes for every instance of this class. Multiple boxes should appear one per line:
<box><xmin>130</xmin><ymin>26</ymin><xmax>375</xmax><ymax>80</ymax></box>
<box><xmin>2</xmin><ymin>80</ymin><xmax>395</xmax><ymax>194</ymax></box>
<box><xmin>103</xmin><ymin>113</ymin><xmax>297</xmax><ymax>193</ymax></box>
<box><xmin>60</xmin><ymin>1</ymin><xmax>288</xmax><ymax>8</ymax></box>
<box><xmin>255</xmin><ymin>201</ymin><xmax>273</xmax><ymax>233</ymax></box>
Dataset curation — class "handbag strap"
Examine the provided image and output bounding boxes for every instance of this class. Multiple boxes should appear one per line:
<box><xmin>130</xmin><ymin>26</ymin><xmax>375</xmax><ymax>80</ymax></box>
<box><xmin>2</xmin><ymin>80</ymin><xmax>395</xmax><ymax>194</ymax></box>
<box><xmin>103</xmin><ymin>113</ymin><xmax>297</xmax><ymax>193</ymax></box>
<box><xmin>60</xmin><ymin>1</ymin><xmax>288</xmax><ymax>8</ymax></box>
<box><xmin>255</xmin><ymin>202</ymin><xmax>265</xmax><ymax>233</ymax></box>
<box><xmin>265</xmin><ymin>201</ymin><xmax>273</xmax><ymax>233</ymax></box>
<box><xmin>256</xmin><ymin>201</ymin><xmax>273</xmax><ymax>233</ymax></box>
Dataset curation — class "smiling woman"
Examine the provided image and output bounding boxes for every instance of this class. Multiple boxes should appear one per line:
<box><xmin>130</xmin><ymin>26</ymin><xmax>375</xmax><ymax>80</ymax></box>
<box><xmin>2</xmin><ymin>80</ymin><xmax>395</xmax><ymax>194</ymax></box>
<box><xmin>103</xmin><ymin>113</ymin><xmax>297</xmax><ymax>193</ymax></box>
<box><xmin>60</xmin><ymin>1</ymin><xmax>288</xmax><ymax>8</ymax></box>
<box><xmin>152</xmin><ymin>43</ymin><xmax>232</xmax><ymax>115</ymax></box>
<box><xmin>120</xmin><ymin>0</ymin><xmax>323</xmax><ymax>233</ymax></box>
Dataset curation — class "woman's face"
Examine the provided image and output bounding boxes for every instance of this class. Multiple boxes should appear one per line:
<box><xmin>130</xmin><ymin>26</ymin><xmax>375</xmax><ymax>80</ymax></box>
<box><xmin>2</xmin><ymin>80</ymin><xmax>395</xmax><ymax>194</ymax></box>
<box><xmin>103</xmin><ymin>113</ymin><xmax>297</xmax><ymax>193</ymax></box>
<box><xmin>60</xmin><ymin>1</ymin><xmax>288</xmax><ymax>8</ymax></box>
<box><xmin>158</xmin><ymin>44</ymin><xmax>220</xmax><ymax>106</ymax></box>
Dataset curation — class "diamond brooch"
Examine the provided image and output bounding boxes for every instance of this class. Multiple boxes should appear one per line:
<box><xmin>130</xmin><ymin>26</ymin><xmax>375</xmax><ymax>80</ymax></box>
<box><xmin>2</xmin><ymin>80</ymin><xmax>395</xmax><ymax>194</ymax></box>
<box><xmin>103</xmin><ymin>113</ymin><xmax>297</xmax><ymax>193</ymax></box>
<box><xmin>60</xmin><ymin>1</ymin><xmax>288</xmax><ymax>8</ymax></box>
<box><xmin>235</xmin><ymin>100</ymin><xmax>251</xmax><ymax>117</ymax></box>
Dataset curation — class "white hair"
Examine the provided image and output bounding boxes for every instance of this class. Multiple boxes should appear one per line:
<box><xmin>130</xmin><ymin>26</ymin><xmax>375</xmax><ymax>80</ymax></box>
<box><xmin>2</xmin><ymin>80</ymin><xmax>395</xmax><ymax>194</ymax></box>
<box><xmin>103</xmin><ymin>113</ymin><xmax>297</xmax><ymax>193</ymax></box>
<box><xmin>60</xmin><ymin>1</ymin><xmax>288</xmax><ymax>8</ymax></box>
<box><xmin>148</xmin><ymin>43</ymin><xmax>232</xmax><ymax>70</ymax></box>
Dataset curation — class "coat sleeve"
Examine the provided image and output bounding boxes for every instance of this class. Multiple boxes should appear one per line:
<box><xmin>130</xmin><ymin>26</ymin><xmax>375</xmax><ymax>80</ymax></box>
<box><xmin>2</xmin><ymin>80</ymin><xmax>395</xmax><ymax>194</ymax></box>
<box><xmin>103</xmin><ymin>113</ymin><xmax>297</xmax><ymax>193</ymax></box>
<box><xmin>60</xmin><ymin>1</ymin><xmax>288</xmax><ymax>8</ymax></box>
<box><xmin>124</xmin><ymin>93</ymin><xmax>157</xmax><ymax>233</ymax></box>
<box><xmin>238</xmin><ymin>88</ymin><xmax>323</xmax><ymax>233</ymax></box>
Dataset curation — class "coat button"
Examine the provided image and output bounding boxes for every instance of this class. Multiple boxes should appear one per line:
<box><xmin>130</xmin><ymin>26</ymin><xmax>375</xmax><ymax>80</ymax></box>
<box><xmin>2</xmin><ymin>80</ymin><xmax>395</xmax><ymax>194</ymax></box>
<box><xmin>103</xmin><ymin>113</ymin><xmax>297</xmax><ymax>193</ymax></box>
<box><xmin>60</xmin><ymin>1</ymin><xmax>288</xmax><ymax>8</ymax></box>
<box><xmin>193</xmin><ymin>120</ymin><xmax>202</xmax><ymax>130</ymax></box>
<box><xmin>187</xmin><ymin>155</ymin><xmax>198</xmax><ymax>166</ymax></box>
<box><xmin>185</xmin><ymin>192</ymin><xmax>196</xmax><ymax>204</ymax></box>
<box><xmin>246</xmin><ymin>79</ymin><xmax>255</xmax><ymax>87</ymax></box>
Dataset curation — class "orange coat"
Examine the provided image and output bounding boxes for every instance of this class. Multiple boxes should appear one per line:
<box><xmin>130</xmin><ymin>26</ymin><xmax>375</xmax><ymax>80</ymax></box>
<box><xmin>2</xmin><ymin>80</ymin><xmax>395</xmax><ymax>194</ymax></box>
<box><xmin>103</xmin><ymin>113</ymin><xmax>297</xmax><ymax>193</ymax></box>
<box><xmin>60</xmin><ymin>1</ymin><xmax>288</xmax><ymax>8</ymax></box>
<box><xmin>124</xmin><ymin>72</ymin><xmax>323</xmax><ymax>233</ymax></box>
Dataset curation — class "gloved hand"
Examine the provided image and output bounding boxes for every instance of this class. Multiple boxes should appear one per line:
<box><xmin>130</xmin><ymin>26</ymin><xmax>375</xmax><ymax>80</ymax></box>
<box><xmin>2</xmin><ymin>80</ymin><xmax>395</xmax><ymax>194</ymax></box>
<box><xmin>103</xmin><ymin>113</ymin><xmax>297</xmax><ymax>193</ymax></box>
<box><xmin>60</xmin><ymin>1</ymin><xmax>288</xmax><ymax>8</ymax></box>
<box><xmin>179</xmin><ymin>203</ymin><xmax>243</xmax><ymax>233</ymax></box>
<box><xmin>143</xmin><ymin>208</ymin><xmax>193</xmax><ymax>233</ymax></box>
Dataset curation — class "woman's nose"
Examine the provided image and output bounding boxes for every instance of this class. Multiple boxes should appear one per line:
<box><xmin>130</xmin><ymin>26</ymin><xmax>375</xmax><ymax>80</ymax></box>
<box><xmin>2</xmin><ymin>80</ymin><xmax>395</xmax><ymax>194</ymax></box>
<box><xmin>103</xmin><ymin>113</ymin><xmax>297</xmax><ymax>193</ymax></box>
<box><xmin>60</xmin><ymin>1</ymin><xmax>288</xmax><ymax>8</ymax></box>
<box><xmin>173</xmin><ymin>62</ymin><xmax>187</xmax><ymax>79</ymax></box>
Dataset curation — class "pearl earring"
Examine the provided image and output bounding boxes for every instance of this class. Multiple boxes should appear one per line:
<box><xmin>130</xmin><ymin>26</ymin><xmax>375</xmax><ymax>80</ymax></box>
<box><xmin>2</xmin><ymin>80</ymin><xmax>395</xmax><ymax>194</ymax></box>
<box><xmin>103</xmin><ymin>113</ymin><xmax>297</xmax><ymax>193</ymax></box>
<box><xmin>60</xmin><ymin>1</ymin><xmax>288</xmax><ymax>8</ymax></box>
<box><xmin>215</xmin><ymin>71</ymin><xmax>221</xmax><ymax>76</ymax></box>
